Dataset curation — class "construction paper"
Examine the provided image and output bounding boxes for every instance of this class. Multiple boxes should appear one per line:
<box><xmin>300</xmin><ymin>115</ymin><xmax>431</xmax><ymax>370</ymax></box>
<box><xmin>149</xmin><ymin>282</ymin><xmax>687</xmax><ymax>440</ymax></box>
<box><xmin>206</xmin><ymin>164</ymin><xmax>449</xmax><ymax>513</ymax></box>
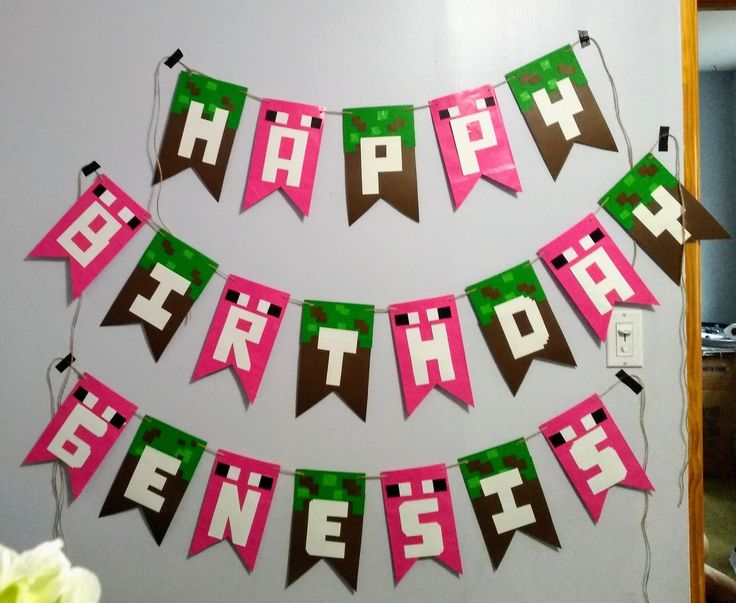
<box><xmin>429</xmin><ymin>84</ymin><xmax>521</xmax><ymax>207</ymax></box>
<box><xmin>99</xmin><ymin>416</ymin><xmax>206</xmax><ymax>545</ymax></box>
<box><xmin>101</xmin><ymin>231</ymin><xmax>217</xmax><ymax>361</ymax></box>
<box><xmin>506</xmin><ymin>45</ymin><xmax>617</xmax><ymax>179</ymax></box>
<box><xmin>193</xmin><ymin>275</ymin><xmax>289</xmax><ymax>403</ymax></box>
<box><xmin>538</xmin><ymin>214</ymin><xmax>658</xmax><ymax>341</ymax></box>
<box><xmin>153</xmin><ymin>71</ymin><xmax>247</xmax><ymax>201</ymax></box>
<box><xmin>388</xmin><ymin>295</ymin><xmax>473</xmax><ymax>415</ymax></box>
<box><xmin>28</xmin><ymin>175</ymin><xmax>150</xmax><ymax>298</ymax></box>
<box><xmin>189</xmin><ymin>450</ymin><xmax>280</xmax><ymax>571</ymax></box>
<box><xmin>342</xmin><ymin>105</ymin><xmax>418</xmax><ymax>224</ymax></box>
<box><xmin>296</xmin><ymin>300</ymin><xmax>374</xmax><ymax>421</ymax></box>
<box><xmin>540</xmin><ymin>395</ymin><xmax>653</xmax><ymax>522</ymax></box>
<box><xmin>380</xmin><ymin>464</ymin><xmax>462</xmax><ymax>583</ymax></box>
<box><xmin>458</xmin><ymin>439</ymin><xmax>560</xmax><ymax>568</ymax></box>
<box><xmin>287</xmin><ymin>469</ymin><xmax>366</xmax><ymax>591</ymax></box>
<box><xmin>243</xmin><ymin>98</ymin><xmax>325</xmax><ymax>216</ymax></box>
<box><xmin>466</xmin><ymin>261</ymin><xmax>575</xmax><ymax>394</ymax></box>
<box><xmin>24</xmin><ymin>373</ymin><xmax>137</xmax><ymax>499</ymax></box>
<box><xmin>600</xmin><ymin>153</ymin><xmax>729</xmax><ymax>283</ymax></box>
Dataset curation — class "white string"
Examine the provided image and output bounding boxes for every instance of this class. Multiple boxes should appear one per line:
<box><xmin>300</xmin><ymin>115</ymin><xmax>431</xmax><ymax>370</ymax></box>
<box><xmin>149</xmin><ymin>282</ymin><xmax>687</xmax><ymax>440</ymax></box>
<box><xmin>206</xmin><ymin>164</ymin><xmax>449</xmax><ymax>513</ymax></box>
<box><xmin>147</xmin><ymin>57</ymin><xmax>174</xmax><ymax>234</ymax></box>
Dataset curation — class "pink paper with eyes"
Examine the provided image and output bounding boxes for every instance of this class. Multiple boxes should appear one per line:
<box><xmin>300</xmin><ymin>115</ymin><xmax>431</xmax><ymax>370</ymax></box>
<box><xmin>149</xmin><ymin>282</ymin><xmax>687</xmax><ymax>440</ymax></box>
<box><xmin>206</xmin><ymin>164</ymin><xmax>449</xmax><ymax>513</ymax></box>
<box><xmin>389</xmin><ymin>295</ymin><xmax>474</xmax><ymax>416</ymax></box>
<box><xmin>243</xmin><ymin>98</ymin><xmax>326</xmax><ymax>217</ymax></box>
<box><xmin>28</xmin><ymin>175</ymin><xmax>150</xmax><ymax>298</ymax></box>
<box><xmin>24</xmin><ymin>373</ymin><xmax>137</xmax><ymax>499</ymax></box>
<box><xmin>538</xmin><ymin>214</ymin><xmax>658</xmax><ymax>340</ymax></box>
<box><xmin>539</xmin><ymin>394</ymin><xmax>653</xmax><ymax>522</ymax></box>
<box><xmin>429</xmin><ymin>84</ymin><xmax>521</xmax><ymax>208</ymax></box>
<box><xmin>380</xmin><ymin>464</ymin><xmax>462</xmax><ymax>583</ymax></box>
<box><xmin>189</xmin><ymin>450</ymin><xmax>280</xmax><ymax>571</ymax></box>
<box><xmin>193</xmin><ymin>275</ymin><xmax>289</xmax><ymax>404</ymax></box>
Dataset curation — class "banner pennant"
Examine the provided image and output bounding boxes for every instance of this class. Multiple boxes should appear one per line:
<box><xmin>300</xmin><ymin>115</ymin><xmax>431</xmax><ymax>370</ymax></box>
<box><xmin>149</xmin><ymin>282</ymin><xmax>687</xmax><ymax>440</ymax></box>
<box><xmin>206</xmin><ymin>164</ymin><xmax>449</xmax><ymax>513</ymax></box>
<box><xmin>193</xmin><ymin>275</ymin><xmax>289</xmax><ymax>404</ymax></box>
<box><xmin>343</xmin><ymin>105</ymin><xmax>419</xmax><ymax>225</ymax></box>
<box><xmin>296</xmin><ymin>300</ymin><xmax>374</xmax><ymax>421</ymax></box>
<box><xmin>153</xmin><ymin>71</ymin><xmax>247</xmax><ymax>201</ymax></box>
<box><xmin>458</xmin><ymin>439</ymin><xmax>560</xmax><ymax>569</ymax></box>
<box><xmin>189</xmin><ymin>451</ymin><xmax>280</xmax><ymax>571</ymax></box>
<box><xmin>600</xmin><ymin>153</ymin><xmax>729</xmax><ymax>283</ymax></box>
<box><xmin>28</xmin><ymin>175</ymin><xmax>150</xmax><ymax>298</ymax></box>
<box><xmin>99</xmin><ymin>416</ymin><xmax>206</xmax><ymax>545</ymax></box>
<box><xmin>287</xmin><ymin>469</ymin><xmax>366</xmax><ymax>591</ymax></box>
<box><xmin>101</xmin><ymin>231</ymin><xmax>218</xmax><ymax>361</ymax></box>
<box><xmin>388</xmin><ymin>295</ymin><xmax>474</xmax><ymax>416</ymax></box>
<box><xmin>24</xmin><ymin>373</ymin><xmax>137</xmax><ymax>499</ymax></box>
<box><xmin>243</xmin><ymin>98</ymin><xmax>326</xmax><ymax>217</ymax></box>
<box><xmin>429</xmin><ymin>84</ymin><xmax>521</xmax><ymax>207</ymax></box>
<box><xmin>466</xmin><ymin>261</ymin><xmax>576</xmax><ymax>394</ymax></box>
<box><xmin>506</xmin><ymin>45</ymin><xmax>617</xmax><ymax>180</ymax></box>
<box><xmin>380</xmin><ymin>464</ymin><xmax>462</xmax><ymax>583</ymax></box>
<box><xmin>538</xmin><ymin>214</ymin><xmax>658</xmax><ymax>341</ymax></box>
<box><xmin>540</xmin><ymin>394</ymin><xmax>653</xmax><ymax>522</ymax></box>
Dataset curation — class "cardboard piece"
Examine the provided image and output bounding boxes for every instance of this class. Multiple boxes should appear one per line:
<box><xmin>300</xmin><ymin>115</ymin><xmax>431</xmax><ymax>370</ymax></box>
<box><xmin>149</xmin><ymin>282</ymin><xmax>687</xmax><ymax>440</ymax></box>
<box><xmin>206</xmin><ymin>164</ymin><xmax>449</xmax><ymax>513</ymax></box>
<box><xmin>342</xmin><ymin>105</ymin><xmax>418</xmax><ymax>224</ymax></box>
<box><xmin>153</xmin><ymin>71</ymin><xmax>247</xmax><ymax>201</ymax></box>
<box><xmin>539</xmin><ymin>394</ymin><xmax>653</xmax><ymax>522</ymax></box>
<box><xmin>24</xmin><ymin>373</ymin><xmax>137</xmax><ymax>499</ymax></box>
<box><xmin>101</xmin><ymin>231</ymin><xmax>217</xmax><ymax>361</ymax></box>
<box><xmin>538</xmin><ymin>214</ymin><xmax>658</xmax><ymax>340</ymax></box>
<box><xmin>296</xmin><ymin>300</ymin><xmax>374</xmax><ymax>421</ymax></box>
<box><xmin>193</xmin><ymin>275</ymin><xmax>289</xmax><ymax>404</ymax></box>
<box><xmin>243</xmin><ymin>98</ymin><xmax>326</xmax><ymax>217</ymax></box>
<box><xmin>600</xmin><ymin>153</ymin><xmax>729</xmax><ymax>283</ymax></box>
<box><xmin>429</xmin><ymin>84</ymin><xmax>521</xmax><ymax>207</ymax></box>
<box><xmin>466</xmin><ymin>261</ymin><xmax>575</xmax><ymax>394</ymax></box>
<box><xmin>388</xmin><ymin>295</ymin><xmax>474</xmax><ymax>415</ymax></box>
<box><xmin>28</xmin><ymin>175</ymin><xmax>150</xmax><ymax>298</ymax></box>
<box><xmin>99</xmin><ymin>416</ymin><xmax>206</xmax><ymax>545</ymax></box>
<box><xmin>506</xmin><ymin>45</ymin><xmax>617</xmax><ymax>179</ymax></box>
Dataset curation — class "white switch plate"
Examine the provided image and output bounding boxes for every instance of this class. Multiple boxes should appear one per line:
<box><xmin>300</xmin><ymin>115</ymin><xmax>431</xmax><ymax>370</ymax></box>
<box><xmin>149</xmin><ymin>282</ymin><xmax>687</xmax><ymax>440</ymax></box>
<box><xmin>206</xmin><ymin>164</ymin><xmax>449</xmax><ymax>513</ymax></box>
<box><xmin>606</xmin><ymin>309</ymin><xmax>643</xmax><ymax>367</ymax></box>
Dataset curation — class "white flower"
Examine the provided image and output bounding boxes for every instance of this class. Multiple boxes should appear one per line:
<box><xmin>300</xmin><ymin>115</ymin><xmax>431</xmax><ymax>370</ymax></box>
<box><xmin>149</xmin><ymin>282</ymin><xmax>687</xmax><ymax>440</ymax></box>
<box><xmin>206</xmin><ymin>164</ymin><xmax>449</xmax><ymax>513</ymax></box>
<box><xmin>0</xmin><ymin>539</ymin><xmax>100</xmax><ymax>603</ymax></box>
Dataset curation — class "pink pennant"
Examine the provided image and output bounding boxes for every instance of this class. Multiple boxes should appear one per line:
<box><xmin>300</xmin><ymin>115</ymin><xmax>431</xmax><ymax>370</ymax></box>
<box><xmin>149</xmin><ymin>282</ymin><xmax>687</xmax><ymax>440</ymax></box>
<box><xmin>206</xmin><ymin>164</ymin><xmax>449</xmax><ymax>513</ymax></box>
<box><xmin>389</xmin><ymin>295</ymin><xmax>473</xmax><ymax>416</ymax></box>
<box><xmin>538</xmin><ymin>214</ymin><xmax>658</xmax><ymax>340</ymax></box>
<box><xmin>380</xmin><ymin>464</ymin><xmax>462</xmax><ymax>583</ymax></box>
<box><xmin>24</xmin><ymin>373</ymin><xmax>137</xmax><ymax>499</ymax></box>
<box><xmin>28</xmin><ymin>175</ymin><xmax>150</xmax><ymax>298</ymax></box>
<box><xmin>189</xmin><ymin>451</ymin><xmax>280</xmax><ymax>571</ymax></box>
<box><xmin>429</xmin><ymin>84</ymin><xmax>521</xmax><ymax>208</ymax></box>
<box><xmin>243</xmin><ymin>98</ymin><xmax>326</xmax><ymax>217</ymax></box>
<box><xmin>193</xmin><ymin>275</ymin><xmax>289</xmax><ymax>403</ymax></box>
<box><xmin>539</xmin><ymin>394</ymin><xmax>653</xmax><ymax>523</ymax></box>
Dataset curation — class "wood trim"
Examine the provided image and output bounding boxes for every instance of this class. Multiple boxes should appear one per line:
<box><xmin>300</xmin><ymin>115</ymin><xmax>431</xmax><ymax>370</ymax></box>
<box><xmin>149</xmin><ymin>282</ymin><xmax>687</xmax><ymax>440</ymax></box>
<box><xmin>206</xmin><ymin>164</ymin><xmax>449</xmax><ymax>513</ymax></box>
<box><xmin>682</xmin><ymin>0</ymin><xmax>704</xmax><ymax>601</ymax></box>
<box><xmin>698</xmin><ymin>0</ymin><xmax>736</xmax><ymax>10</ymax></box>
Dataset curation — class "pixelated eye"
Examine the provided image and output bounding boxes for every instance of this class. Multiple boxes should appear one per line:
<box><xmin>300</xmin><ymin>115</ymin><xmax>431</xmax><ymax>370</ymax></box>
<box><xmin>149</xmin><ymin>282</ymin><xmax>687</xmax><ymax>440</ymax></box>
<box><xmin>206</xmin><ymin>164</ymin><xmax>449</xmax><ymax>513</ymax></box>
<box><xmin>225</xmin><ymin>289</ymin><xmax>250</xmax><ymax>307</ymax></box>
<box><xmin>116</xmin><ymin>206</ymin><xmax>141</xmax><ymax>229</ymax></box>
<box><xmin>93</xmin><ymin>184</ymin><xmax>116</xmax><ymax>206</ymax></box>
<box><xmin>407</xmin><ymin>312</ymin><xmax>420</xmax><ymax>325</ymax></box>
<box><xmin>74</xmin><ymin>386</ymin><xmax>90</xmax><ymax>403</ymax></box>
<box><xmin>386</xmin><ymin>482</ymin><xmax>412</xmax><ymax>498</ymax></box>
<box><xmin>551</xmin><ymin>247</ymin><xmax>578</xmax><ymax>269</ymax></box>
<box><xmin>265</xmin><ymin>110</ymin><xmax>289</xmax><ymax>124</ymax></box>
<box><xmin>105</xmin><ymin>409</ymin><xmax>126</xmax><ymax>428</ymax></box>
<box><xmin>581</xmin><ymin>408</ymin><xmax>607</xmax><ymax>430</ymax></box>
<box><xmin>394</xmin><ymin>313</ymin><xmax>409</xmax><ymax>326</ymax></box>
<box><xmin>256</xmin><ymin>299</ymin><xmax>282</xmax><ymax>318</ymax></box>
<box><xmin>78</xmin><ymin>388</ymin><xmax>99</xmax><ymax>410</ymax></box>
<box><xmin>439</xmin><ymin>106</ymin><xmax>461</xmax><ymax>119</ymax></box>
<box><xmin>421</xmin><ymin>478</ymin><xmax>447</xmax><ymax>494</ymax></box>
<box><xmin>215</xmin><ymin>462</ymin><xmax>242</xmax><ymax>481</ymax></box>
<box><xmin>247</xmin><ymin>471</ymin><xmax>274</xmax><ymax>490</ymax></box>
<box><xmin>300</xmin><ymin>114</ymin><xmax>323</xmax><ymax>129</ymax></box>
<box><xmin>549</xmin><ymin>425</ymin><xmax>576</xmax><ymax>447</ymax></box>
<box><xmin>426</xmin><ymin>306</ymin><xmax>452</xmax><ymax>321</ymax></box>
<box><xmin>579</xmin><ymin>228</ymin><xmax>604</xmax><ymax>250</ymax></box>
<box><xmin>475</xmin><ymin>96</ymin><xmax>496</xmax><ymax>110</ymax></box>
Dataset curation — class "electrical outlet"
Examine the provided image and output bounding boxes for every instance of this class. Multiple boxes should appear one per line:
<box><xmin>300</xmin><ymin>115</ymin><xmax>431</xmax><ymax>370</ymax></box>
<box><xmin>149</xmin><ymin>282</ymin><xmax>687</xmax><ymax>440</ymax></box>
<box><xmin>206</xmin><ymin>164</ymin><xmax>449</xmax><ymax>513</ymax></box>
<box><xmin>606</xmin><ymin>309</ymin><xmax>643</xmax><ymax>367</ymax></box>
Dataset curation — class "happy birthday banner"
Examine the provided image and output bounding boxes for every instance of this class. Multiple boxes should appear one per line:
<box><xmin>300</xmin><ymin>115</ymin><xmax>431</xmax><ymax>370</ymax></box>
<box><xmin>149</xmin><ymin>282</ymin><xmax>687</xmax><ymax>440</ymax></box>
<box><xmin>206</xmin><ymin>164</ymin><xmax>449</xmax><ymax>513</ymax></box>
<box><xmin>25</xmin><ymin>367</ymin><xmax>649</xmax><ymax>590</ymax></box>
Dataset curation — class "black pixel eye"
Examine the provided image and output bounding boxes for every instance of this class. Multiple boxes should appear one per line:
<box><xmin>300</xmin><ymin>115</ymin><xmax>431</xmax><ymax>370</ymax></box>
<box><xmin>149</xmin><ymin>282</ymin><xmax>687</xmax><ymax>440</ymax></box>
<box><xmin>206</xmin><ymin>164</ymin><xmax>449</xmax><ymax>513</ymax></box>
<box><xmin>421</xmin><ymin>478</ymin><xmax>447</xmax><ymax>494</ymax></box>
<box><xmin>551</xmin><ymin>254</ymin><xmax>568</xmax><ymax>269</ymax></box>
<box><xmin>300</xmin><ymin>114</ymin><xmax>322</xmax><ymax>129</ymax></box>
<box><xmin>394</xmin><ymin>313</ymin><xmax>410</xmax><ymax>326</ymax></box>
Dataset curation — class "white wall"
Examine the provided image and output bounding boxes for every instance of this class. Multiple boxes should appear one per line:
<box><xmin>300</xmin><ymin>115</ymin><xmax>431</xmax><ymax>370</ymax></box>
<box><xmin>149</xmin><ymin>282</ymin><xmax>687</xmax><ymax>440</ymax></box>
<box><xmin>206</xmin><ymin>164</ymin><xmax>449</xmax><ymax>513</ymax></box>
<box><xmin>0</xmin><ymin>2</ymin><xmax>690</xmax><ymax>601</ymax></box>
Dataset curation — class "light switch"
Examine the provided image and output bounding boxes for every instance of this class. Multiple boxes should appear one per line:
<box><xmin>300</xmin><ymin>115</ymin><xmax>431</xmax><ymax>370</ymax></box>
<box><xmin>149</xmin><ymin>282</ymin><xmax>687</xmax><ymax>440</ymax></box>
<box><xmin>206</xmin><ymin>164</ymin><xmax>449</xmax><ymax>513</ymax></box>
<box><xmin>606</xmin><ymin>309</ymin><xmax>643</xmax><ymax>367</ymax></box>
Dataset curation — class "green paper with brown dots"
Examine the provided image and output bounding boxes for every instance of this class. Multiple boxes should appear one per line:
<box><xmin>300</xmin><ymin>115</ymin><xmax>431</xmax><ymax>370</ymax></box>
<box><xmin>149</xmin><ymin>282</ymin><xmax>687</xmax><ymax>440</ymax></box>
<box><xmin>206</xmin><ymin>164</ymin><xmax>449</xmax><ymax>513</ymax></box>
<box><xmin>505</xmin><ymin>45</ymin><xmax>617</xmax><ymax>180</ymax></box>
<box><xmin>99</xmin><ymin>416</ymin><xmax>206</xmax><ymax>546</ymax></box>
<box><xmin>465</xmin><ymin>261</ymin><xmax>575</xmax><ymax>395</ymax></box>
<box><xmin>296</xmin><ymin>300</ymin><xmax>374</xmax><ymax>421</ymax></box>
<box><xmin>287</xmin><ymin>469</ymin><xmax>366</xmax><ymax>591</ymax></box>
<box><xmin>101</xmin><ymin>231</ymin><xmax>217</xmax><ymax>361</ymax></box>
